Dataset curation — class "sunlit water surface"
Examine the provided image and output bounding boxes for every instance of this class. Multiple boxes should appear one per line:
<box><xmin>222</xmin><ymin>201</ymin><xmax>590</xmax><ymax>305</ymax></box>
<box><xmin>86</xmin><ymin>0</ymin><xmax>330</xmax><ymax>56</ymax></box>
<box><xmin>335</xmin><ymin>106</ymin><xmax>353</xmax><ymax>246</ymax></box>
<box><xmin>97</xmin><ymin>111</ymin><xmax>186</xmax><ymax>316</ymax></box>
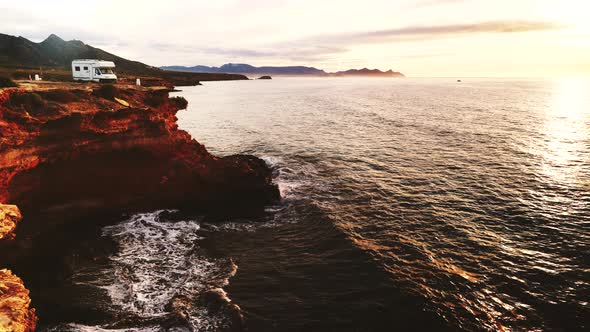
<box><xmin>44</xmin><ymin>77</ymin><xmax>590</xmax><ymax>331</ymax></box>
<box><xmin>174</xmin><ymin>77</ymin><xmax>589</xmax><ymax>331</ymax></box>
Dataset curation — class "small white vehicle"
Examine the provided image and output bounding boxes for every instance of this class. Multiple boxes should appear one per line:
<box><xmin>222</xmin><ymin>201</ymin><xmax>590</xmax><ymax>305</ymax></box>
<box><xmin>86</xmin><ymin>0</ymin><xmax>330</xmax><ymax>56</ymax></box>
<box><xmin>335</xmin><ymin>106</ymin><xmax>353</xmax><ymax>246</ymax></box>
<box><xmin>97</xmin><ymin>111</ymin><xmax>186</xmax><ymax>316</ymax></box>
<box><xmin>71</xmin><ymin>59</ymin><xmax>118</xmax><ymax>83</ymax></box>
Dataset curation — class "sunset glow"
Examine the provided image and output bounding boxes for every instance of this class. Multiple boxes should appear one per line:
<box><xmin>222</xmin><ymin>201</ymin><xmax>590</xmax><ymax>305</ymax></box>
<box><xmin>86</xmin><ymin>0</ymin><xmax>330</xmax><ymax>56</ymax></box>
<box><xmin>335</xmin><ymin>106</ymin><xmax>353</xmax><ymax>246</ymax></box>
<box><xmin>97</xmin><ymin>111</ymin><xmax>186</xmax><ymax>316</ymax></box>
<box><xmin>2</xmin><ymin>1</ymin><xmax>589</xmax><ymax>331</ymax></box>
<box><xmin>1</xmin><ymin>0</ymin><xmax>589</xmax><ymax>77</ymax></box>
<box><xmin>541</xmin><ymin>0</ymin><xmax>590</xmax><ymax>33</ymax></box>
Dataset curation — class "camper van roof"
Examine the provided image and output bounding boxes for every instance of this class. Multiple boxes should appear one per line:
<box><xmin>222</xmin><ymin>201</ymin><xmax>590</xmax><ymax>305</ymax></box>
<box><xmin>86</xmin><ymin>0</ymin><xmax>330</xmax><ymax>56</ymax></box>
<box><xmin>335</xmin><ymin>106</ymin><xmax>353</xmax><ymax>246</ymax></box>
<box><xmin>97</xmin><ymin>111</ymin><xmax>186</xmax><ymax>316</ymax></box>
<box><xmin>72</xmin><ymin>59</ymin><xmax>116</xmax><ymax>67</ymax></box>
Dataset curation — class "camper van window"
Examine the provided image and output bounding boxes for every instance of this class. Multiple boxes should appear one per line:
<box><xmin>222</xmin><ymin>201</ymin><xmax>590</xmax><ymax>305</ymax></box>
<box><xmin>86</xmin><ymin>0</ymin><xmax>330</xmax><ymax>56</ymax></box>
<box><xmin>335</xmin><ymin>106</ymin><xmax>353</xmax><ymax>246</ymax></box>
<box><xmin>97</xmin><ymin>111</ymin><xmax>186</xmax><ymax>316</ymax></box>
<box><xmin>83</xmin><ymin>66</ymin><xmax>88</xmax><ymax>70</ymax></box>
<box><xmin>75</xmin><ymin>66</ymin><xmax>80</xmax><ymax>71</ymax></box>
<box><xmin>96</xmin><ymin>69</ymin><xmax>101</xmax><ymax>75</ymax></box>
<box><xmin>101</xmin><ymin>68</ymin><xmax>114</xmax><ymax>74</ymax></box>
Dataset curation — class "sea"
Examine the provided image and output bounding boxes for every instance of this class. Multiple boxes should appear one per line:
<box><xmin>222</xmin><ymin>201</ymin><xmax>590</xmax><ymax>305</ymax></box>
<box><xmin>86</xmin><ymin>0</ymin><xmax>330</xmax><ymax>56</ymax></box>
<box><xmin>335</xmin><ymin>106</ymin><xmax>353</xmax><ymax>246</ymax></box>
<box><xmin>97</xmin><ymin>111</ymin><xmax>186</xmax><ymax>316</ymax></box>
<box><xmin>39</xmin><ymin>77</ymin><xmax>589</xmax><ymax>331</ymax></box>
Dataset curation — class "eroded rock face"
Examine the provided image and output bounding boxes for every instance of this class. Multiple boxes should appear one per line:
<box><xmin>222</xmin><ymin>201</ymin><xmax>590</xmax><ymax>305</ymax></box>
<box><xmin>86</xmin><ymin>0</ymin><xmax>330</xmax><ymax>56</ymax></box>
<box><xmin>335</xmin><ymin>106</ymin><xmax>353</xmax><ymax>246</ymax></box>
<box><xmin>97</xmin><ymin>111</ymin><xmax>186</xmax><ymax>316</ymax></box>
<box><xmin>0</xmin><ymin>83</ymin><xmax>279</xmax><ymax>330</ymax></box>
<box><xmin>0</xmin><ymin>269</ymin><xmax>37</xmax><ymax>332</ymax></box>
<box><xmin>0</xmin><ymin>204</ymin><xmax>21</xmax><ymax>240</ymax></box>
<box><xmin>0</xmin><ymin>85</ymin><xmax>279</xmax><ymax>235</ymax></box>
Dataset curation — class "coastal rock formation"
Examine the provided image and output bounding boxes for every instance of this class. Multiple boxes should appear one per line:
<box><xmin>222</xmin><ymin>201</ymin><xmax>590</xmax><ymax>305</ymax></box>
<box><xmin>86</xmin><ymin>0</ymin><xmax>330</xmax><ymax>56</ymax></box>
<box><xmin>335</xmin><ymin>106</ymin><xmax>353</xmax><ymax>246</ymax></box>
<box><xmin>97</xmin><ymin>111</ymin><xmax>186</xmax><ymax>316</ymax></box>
<box><xmin>0</xmin><ymin>269</ymin><xmax>37</xmax><ymax>332</ymax></box>
<box><xmin>0</xmin><ymin>204</ymin><xmax>21</xmax><ymax>240</ymax></box>
<box><xmin>0</xmin><ymin>83</ymin><xmax>279</xmax><ymax>234</ymax></box>
<box><xmin>258</xmin><ymin>76</ymin><xmax>272</xmax><ymax>80</ymax></box>
<box><xmin>0</xmin><ymin>82</ymin><xmax>279</xmax><ymax>330</ymax></box>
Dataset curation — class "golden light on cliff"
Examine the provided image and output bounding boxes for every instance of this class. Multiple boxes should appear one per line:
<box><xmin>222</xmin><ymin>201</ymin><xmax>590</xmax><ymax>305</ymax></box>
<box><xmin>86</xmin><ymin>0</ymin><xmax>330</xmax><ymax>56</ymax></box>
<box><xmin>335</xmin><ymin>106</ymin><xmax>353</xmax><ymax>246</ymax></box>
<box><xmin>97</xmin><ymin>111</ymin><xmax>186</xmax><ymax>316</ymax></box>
<box><xmin>0</xmin><ymin>269</ymin><xmax>37</xmax><ymax>332</ymax></box>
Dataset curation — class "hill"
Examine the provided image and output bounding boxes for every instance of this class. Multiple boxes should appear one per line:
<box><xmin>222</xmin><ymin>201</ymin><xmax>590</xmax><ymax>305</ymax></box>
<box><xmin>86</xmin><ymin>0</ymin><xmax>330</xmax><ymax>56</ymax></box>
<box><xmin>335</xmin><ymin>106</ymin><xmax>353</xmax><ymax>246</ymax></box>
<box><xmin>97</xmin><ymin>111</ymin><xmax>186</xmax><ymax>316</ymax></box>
<box><xmin>330</xmin><ymin>68</ymin><xmax>405</xmax><ymax>77</ymax></box>
<box><xmin>0</xmin><ymin>34</ymin><xmax>152</xmax><ymax>73</ymax></box>
<box><xmin>0</xmin><ymin>33</ymin><xmax>247</xmax><ymax>84</ymax></box>
<box><xmin>162</xmin><ymin>63</ymin><xmax>327</xmax><ymax>76</ymax></box>
<box><xmin>162</xmin><ymin>63</ymin><xmax>404</xmax><ymax>77</ymax></box>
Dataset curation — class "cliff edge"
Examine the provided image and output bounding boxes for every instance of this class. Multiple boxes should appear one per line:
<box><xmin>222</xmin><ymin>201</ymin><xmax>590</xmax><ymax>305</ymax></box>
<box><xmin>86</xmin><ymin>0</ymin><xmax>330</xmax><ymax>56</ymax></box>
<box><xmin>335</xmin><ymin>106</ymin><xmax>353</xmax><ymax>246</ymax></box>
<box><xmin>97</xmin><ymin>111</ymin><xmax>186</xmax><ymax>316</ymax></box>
<box><xmin>0</xmin><ymin>82</ymin><xmax>279</xmax><ymax>227</ymax></box>
<box><xmin>0</xmin><ymin>81</ymin><xmax>279</xmax><ymax>329</ymax></box>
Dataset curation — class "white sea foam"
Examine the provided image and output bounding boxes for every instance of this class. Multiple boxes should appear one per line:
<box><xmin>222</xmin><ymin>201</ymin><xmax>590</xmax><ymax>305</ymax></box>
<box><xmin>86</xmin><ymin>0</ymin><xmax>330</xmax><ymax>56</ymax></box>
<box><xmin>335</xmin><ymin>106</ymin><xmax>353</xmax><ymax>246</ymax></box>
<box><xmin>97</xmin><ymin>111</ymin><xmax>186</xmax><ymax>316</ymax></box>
<box><xmin>260</xmin><ymin>155</ymin><xmax>283</xmax><ymax>167</ymax></box>
<box><xmin>61</xmin><ymin>211</ymin><xmax>238</xmax><ymax>331</ymax></box>
<box><xmin>45</xmin><ymin>324</ymin><xmax>162</xmax><ymax>332</ymax></box>
<box><xmin>261</xmin><ymin>155</ymin><xmax>312</xmax><ymax>199</ymax></box>
<box><xmin>101</xmin><ymin>212</ymin><xmax>203</xmax><ymax>315</ymax></box>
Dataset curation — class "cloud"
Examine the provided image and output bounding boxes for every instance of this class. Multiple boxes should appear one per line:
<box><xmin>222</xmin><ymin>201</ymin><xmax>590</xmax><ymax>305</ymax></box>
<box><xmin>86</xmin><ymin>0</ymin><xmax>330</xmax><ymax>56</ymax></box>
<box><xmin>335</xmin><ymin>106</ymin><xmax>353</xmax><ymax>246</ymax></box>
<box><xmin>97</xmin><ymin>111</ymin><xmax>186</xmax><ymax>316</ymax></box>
<box><xmin>0</xmin><ymin>6</ymin><xmax>562</xmax><ymax>68</ymax></box>
<box><xmin>389</xmin><ymin>52</ymin><xmax>455</xmax><ymax>59</ymax></box>
<box><xmin>147</xmin><ymin>42</ymin><xmax>347</xmax><ymax>62</ymax></box>
<box><xmin>200</xmin><ymin>47</ymin><xmax>279</xmax><ymax>58</ymax></box>
<box><xmin>408</xmin><ymin>0</ymin><xmax>469</xmax><ymax>9</ymax></box>
<box><xmin>314</xmin><ymin>20</ymin><xmax>565</xmax><ymax>44</ymax></box>
<box><xmin>183</xmin><ymin>20</ymin><xmax>564</xmax><ymax>63</ymax></box>
<box><xmin>0</xmin><ymin>7</ymin><xmax>112</xmax><ymax>43</ymax></box>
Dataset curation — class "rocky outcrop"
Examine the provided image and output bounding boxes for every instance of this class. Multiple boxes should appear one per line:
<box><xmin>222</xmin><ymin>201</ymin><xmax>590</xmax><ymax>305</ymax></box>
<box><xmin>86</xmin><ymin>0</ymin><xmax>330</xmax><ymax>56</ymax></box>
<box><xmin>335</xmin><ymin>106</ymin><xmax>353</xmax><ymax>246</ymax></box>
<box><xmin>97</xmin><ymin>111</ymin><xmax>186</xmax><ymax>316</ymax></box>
<box><xmin>0</xmin><ymin>204</ymin><xmax>21</xmax><ymax>240</ymax></box>
<box><xmin>0</xmin><ymin>269</ymin><xmax>37</xmax><ymax>332</ymax></box>
<box><xmin>0</xmin><ymin>83</ymin><xmax>279</xmax><ymax>233</ymax></box>
<box><xmin>0</xmin><ymin>82</ymin><xmax>279</xmax><ymax>330</ymax></box>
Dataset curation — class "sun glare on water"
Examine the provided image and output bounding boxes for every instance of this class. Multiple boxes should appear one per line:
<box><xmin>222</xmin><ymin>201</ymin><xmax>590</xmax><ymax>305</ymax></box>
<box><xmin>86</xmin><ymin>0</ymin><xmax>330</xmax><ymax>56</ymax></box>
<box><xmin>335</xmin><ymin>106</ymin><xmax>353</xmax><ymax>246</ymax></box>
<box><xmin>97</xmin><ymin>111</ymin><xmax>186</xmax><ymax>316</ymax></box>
<box><xmin>540</xmin><ymin>77</ymin><xmax>590</xmax><ymax>186</ymax></box>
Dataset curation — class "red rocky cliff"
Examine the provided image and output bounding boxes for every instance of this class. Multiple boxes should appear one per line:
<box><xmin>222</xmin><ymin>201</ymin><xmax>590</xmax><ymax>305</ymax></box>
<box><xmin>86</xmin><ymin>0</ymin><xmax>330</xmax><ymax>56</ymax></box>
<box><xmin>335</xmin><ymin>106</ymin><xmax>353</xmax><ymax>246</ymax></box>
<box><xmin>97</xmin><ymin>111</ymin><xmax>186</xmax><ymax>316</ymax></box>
<box><xmin>0</xmin><ymin>268</ymin><xmax>37</xmax><ymax>332</ymax></box>
<box><xmin>0</xmin><ymin>83</ymin><xmax>279</xmax><ymax>233</ymax></box>
<box><xmin>0</xmin><ymin>82</ymin><xmax>279</xmax><ymax>331</ymax></box>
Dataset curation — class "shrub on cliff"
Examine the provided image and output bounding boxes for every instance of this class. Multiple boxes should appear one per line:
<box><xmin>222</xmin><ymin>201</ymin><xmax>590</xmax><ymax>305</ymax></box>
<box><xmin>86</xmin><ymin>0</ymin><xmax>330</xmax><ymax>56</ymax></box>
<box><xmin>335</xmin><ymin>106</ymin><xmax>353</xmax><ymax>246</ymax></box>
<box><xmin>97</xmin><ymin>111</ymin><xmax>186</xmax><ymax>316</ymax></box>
<box><xmin>171</xmin><ymin>96</ymin><xmax>188</xmax><ymax>110</ymax></box>
<box><xmin>9</xmin><ymin>92</ymin><xmax>47</xmax><ymax>114</ymax></box>
<box><xmin>0</xmin><ymin>77</ymin><xmax>17</xmax><ymax>88</ymax></box>
<box><xmin>41</xmin><ymin>89</ymin><xmax>80</xmax><ymax>103</ymax></box>
<box><xmin>146</xmin><ymin>90</ymin><xmax>169</xmax><ymax>107</ymax></box>
<box><xmin>93</xmin><ymin>84</ymin><xmax>118</xmax><ymax>100</ymax></box>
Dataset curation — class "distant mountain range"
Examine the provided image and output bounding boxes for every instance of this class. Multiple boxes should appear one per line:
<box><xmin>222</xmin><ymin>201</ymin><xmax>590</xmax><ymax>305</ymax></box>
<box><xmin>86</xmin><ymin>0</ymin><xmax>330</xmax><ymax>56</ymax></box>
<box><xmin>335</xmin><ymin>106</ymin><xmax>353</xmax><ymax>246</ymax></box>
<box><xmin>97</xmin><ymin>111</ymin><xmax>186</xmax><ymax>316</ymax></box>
<box><xmin>329</xmin><ymin>68</ymin><xmax>405</xmax><ymax>77</ymax></box>
<box><xmin>0</xmin><ymin>33</ymin><xmax>404</xmax><ymax>80</ymax></box>
<box><xmin>162</xmin><ymin>63</ymin><xmax>327</xmax><ymax>76</ymax></box>
<box><xmin>161</xmin><ymin>63</ymin><xmax>405</xmax><ymax>77</ymax></box>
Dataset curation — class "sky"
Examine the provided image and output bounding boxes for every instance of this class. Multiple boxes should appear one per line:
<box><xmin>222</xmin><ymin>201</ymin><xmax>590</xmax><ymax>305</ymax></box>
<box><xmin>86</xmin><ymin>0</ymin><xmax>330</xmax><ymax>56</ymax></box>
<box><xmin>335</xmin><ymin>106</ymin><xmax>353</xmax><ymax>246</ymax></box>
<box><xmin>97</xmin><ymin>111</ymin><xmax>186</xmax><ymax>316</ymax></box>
<box><xmin>1</xmin><ymin>0</ymin><xmax>589</xmax><ymax>77</ymax></box>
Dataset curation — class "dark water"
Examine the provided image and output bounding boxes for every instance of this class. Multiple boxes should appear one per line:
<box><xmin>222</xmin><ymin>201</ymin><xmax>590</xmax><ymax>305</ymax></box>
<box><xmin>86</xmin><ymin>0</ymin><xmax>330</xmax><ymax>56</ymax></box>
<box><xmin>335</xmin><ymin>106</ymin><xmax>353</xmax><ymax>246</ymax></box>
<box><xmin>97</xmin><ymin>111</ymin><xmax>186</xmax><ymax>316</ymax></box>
<box><xmin>38</xmin><ymin>77</ymin><xmax>589</xmax><ymax>331</ymax></box>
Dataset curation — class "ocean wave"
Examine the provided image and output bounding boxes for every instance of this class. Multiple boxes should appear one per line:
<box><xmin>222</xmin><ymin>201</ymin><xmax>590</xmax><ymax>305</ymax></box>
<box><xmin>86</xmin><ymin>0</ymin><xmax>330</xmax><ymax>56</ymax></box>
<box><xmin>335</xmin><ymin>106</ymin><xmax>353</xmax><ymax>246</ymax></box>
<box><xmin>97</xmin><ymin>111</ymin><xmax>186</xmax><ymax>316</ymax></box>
<box><xmin>45</xmin><ymin>324</ymin><xmax>162</xmax><ymax>332</ymax></box>
<box><xmin>261</xmin><ymin>155</ymin><xmax>324</xmax><ymax>200</ymax></box>
<box><xmin>55</xmin><ymin>210</ymin><xmax>240</xmax><ymax>332</ymax></box>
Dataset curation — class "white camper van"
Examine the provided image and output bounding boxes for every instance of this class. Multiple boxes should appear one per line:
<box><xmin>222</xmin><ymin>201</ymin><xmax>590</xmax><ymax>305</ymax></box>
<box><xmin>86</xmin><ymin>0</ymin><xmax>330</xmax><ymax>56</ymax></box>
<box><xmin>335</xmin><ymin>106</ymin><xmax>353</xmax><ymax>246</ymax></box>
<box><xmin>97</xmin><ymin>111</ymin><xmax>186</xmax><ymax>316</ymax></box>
<box><xmin>71</xmin><ymin>59</ymin><xmax>117</xmax><ymax>83</ymax></box>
